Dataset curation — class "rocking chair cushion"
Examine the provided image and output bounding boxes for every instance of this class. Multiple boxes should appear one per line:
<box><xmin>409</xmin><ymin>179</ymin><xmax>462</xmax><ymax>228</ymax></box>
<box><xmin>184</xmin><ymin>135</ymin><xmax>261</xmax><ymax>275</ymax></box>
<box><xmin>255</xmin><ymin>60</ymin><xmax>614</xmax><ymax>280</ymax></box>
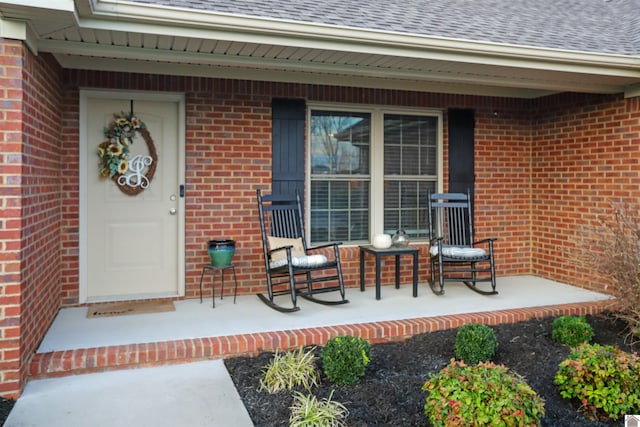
<box><xmin>269</xmin><ymin>254</ymin><xmax>328</xmax><ymax>269</ymax></box>
<box><xmin>267</xmin><ymin>236</ymin><xmax>305</xmax><ymax>262</ymax></box>
<box><xmin>429</xmin><ymin>246</ymin><xmax>487</xmax><ymax>258</ymax></box>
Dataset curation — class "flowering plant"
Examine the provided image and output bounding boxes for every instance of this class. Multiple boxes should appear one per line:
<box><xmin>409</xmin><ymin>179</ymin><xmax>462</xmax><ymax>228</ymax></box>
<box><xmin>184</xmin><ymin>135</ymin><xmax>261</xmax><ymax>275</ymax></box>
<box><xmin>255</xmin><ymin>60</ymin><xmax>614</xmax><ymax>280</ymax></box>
<box><xmin>423</xmin><ymin>359</ymin><xmax>545</xmax><ymax>426</ymax></box>
<box><xmin>98</xmin><ymin>113</ymin><xmax>146</xmax><ymax>178</ymax></box>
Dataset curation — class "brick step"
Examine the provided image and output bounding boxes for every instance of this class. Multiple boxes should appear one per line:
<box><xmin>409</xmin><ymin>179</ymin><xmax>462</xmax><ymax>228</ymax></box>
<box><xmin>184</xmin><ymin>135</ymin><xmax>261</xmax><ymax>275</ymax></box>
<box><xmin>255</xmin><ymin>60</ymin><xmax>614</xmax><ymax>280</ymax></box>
<box><xmin>28</xmin><ymin>300</ymin><xmax>610</xmax><ymax>380</ymax></box>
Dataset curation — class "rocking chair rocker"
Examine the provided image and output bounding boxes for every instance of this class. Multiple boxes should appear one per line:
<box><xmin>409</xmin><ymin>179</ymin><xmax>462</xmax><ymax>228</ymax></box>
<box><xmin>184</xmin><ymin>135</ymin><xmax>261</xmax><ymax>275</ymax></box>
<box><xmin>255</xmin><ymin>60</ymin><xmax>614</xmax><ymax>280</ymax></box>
<box><xmin>427</xmin><ymin>190</ymin><xmax>498</xmax><ymax>295</ymax></box>
<box><xmin>256</xmin><ymin>189</ymin><xmax>349</xmax><ymax>312</ymax></box>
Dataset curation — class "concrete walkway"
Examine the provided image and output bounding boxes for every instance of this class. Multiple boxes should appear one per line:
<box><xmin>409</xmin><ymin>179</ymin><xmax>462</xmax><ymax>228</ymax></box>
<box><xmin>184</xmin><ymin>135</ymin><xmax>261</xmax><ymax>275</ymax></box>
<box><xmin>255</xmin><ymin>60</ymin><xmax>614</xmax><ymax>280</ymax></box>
<box><xmin>5</xmin><ymin>360</ymin><xmax>253</xmax><ymax>427</ymax></box>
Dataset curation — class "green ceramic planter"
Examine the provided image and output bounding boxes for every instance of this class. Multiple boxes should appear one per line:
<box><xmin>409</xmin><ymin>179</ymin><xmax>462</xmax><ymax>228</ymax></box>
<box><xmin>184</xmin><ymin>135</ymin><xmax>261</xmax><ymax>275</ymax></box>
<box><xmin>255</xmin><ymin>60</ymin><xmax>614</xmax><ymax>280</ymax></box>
<box><xmin>208</xmin><ymin>239</ymin><xmax>235</xmax><ymax>266</ymax></box>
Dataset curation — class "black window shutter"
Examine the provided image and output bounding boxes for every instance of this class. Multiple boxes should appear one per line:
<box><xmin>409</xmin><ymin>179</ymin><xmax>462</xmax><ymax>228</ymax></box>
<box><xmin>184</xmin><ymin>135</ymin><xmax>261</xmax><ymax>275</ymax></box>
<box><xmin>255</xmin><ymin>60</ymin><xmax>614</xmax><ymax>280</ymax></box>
<box><xmin>271</xmin><ymin>98</ymin><xmax>306</xmax><ymax>198</ymax></box>
<box><xmin>447</xmin><ymin>109</ymin><xmax>475</xmax><ymax>199</ymax></box>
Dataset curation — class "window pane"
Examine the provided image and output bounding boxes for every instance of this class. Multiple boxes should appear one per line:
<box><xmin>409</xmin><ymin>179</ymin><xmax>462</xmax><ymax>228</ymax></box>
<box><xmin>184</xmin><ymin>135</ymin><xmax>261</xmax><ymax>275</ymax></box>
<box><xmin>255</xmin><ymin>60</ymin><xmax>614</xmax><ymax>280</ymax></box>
<box><xmin>310</xmin><ymin>181</ymin><xmax>329</xmax><ymax>241</ymax></box>
<box><xmin>384</xmin><ymin>146</ymin><xmax>401</xmax><ymax>174</ymax></box>
<box><xmin>311</xmin><ymin>210</ymin><xmax>329</xmax><ymax>243</ymax></box>
<box><xmin>384</xmin><ymin>180</ymin><xmax>431</xmax><ymax>239</ymax></box>
<box><xmin>329</xmin><ymin>181</ymin><xmax>348</xmax><ymax>209</ymax></box>
<box><xmin>383</xmin><ymin>114</ymin><xmax>438</xmax><ymax>239</ymax></box>
<box><xmin>311</xmin><ymin>181</ymin><xmax>329</xmax><ymax>209</ymax></box>
<box><xmin>330</xmin><ymin>211</ymin><xmax>349</xmax><ymax>241</ymax></box>
<box><xmin>401</xmin><ymin>210</ymin><xmax>418</xmax><ymax>230</ymax></box>
<box><xmin>384</xmin><ymin>114</ymin><xmax>437</xmax><ymax>176</ymax></box>
<box><xmin>384</xmin><ymin>181</ymin><xmax>399</xmax><ymax>209</ymax></box>
<box><xmin>309</xmin><ymin>109</ymin><xmax>438</xmax><ymax>244</ymax></box>
<box><xmin>350</xmin><ymin>180</ymin><xmax>369</xmax><ymax>209</ymax></box>
<box><xmin>402</xmin><ymin>146</ymin><xmax>420</xmax><ymax>175</ymax></box>
<box><xmin>311</xmin><ymin>111</ymin><xmax>370</xmax><ymax>175</ymax></box>
<box><xmin>400</xmin><ymin>181</ymin><xmax>418</xmax><ymax>209</ymax></box>
<box><xmin>384</xmin><ymin>210</ymin><xmax>399</xmax><ymax>234</ymax></box>
<box><xmin>310</xmin><ymin>110</ymin><xmax>371</xmax><ymax>244</ymax></box>
<box><xmin>349</xmin><ymin>209</ymin><xmax>369</xmax><ymax>241</ymax></box>
<box><xmin>310</xmin><ymin>179</ymin><xmax>370</xmax><ymax>244</ymax></box>
<box><xmin>423</xmin><ymin>145</ymin><xmax>437</xmax><ymax>175</ymax></box>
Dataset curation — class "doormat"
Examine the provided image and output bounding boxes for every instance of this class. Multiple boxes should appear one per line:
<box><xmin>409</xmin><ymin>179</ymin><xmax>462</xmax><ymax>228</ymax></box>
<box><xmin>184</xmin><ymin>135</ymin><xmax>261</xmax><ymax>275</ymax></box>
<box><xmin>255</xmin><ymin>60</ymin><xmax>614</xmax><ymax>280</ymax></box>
<box><xmin>87</xmin><ymin>300</ymin><xmax>175</xmax><ymax>318</ymax></box>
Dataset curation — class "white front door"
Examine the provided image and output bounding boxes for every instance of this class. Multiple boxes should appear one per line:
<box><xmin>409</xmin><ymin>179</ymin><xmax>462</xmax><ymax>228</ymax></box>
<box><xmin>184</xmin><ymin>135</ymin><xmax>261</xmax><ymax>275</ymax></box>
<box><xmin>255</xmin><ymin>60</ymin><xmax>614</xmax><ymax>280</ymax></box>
<box><xmin>80</xmin><ymin>91</ymin><xmax>185</xmax><ymax>302</ymax></box>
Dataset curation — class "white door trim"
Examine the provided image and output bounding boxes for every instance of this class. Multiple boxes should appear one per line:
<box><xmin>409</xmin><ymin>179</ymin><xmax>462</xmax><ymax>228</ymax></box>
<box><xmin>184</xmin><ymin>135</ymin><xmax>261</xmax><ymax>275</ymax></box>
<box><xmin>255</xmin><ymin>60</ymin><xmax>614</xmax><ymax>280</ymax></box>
<box><xmin>79</xmin><ymin>89</ymin><xmax>186</xmax><ymax>303</ymax></box>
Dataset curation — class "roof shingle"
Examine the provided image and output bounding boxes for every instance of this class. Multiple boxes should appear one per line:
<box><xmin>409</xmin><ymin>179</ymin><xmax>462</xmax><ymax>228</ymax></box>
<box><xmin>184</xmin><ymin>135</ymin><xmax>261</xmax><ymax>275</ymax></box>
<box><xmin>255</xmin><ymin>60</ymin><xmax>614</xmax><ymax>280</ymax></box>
<box><xmin>131</xmin><ymin>0</ymin><xmax>640</xmax><ymax>55</ymax></box>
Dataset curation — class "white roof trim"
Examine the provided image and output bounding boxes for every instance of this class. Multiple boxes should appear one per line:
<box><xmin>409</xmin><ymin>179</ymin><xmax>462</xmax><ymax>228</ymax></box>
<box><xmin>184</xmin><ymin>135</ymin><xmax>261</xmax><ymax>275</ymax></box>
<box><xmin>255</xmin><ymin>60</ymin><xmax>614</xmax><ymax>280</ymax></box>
<box><xmin>0</xmin><ymin>18</ymin><xmax>38</xmax><ymax>53</ymax></box>
<box><xmin>0</xmin><ymin>17</ymin><xmax>26</xmax><ymax>39</ymax></box>
<box><xmin>40</xmin><ymin>37</ymin><xmax>627</xmax><ymax>94</ymax></box>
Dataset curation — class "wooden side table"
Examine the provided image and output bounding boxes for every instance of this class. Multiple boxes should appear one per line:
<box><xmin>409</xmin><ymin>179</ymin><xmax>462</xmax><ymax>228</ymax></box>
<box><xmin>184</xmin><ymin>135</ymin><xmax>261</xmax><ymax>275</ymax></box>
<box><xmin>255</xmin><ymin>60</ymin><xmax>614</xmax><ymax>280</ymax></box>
<box><xmin>359</xmin><ymin>245</ymin><xmax>419</xmax><ymax>300</ymax></box>
<box><xmin>199</xmin><ymin>264</ymin><xmax>238</xmax><ymax>308</ymax></box>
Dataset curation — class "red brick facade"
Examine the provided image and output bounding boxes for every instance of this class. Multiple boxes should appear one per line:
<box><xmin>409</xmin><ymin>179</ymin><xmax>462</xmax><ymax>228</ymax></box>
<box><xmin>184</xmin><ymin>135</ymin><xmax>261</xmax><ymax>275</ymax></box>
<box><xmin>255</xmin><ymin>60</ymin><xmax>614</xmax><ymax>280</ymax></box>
<box><xmin>57</xmin><ymin>76</ymin><xmax>539</xmax><ymax>303</ymax></box>
<box><xmin>0</xmin><ymin>39</ymin><xmax>24</xmax><ymax>398</ymax></box>
<box><xmin>531</xmin><ymin>94</ymin><xmax>640</xmax><ymax>290</ymax></box>
<box><xmin>2</xmin><ymin>40</ymin><xmax>640</xmax><ymax>396</ymax></box>
<box><xmin>0</xmin><ymin>41</ymin><xmax>63</xmax><ymax>396</ymax></box>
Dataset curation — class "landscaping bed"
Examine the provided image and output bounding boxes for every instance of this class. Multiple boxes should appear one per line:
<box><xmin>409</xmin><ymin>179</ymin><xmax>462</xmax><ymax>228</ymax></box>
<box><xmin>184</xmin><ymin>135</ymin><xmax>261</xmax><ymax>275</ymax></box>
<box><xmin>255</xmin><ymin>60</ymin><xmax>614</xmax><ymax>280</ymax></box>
<box><xmin>225</xmin><ymin>313</ymin><xmax>637</xmax><ymax>426</ymax></box>
<box><xmin>0</xmin><ymin>397</ymin><xmax>14</xmax><ymax>427</ymax></box>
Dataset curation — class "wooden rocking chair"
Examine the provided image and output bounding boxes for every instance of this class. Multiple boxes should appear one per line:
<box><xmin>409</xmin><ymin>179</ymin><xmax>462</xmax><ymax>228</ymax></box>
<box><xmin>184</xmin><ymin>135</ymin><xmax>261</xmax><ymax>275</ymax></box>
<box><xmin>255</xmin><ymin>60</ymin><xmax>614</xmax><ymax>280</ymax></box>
<box><xmin>256</xmin><ymin>189</ymin><xmax>349</xmax><ymax>312</ymax></box>
<box><xmin>427</xmin><ymin>190</ymin><xmax>498</xmax><ymax>295</ymax></box>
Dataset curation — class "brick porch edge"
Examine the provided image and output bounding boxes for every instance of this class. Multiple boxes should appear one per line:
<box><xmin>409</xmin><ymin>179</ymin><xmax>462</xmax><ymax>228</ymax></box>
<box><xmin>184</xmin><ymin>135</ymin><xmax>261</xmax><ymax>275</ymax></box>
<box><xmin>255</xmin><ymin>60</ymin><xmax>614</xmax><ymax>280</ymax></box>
<box><xmin>29</xmin><ymin>300</ymin><xmax>613</xmax><ymax>380</ymax></box>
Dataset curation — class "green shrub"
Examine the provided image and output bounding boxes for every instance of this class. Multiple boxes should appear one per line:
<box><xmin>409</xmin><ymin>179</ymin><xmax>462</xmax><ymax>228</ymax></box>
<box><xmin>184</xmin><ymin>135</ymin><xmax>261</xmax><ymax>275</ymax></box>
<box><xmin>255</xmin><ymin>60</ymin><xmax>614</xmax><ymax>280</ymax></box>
<box><xmin>454</xmin><ymin>323</ymin><xmax>498</xmax><ymax>364</ymax></box>
<box><xmin>258</xmin><ymin>347</ymin><xmax>319</xmax><ymax>393</ymax></box>
<box><xmin>423</xmin><ymin>359</ymin><xmax>545</xmax><ymax>427</ymax></box>
<box><xmin>289</xmin><ymin>391</ymin><xmax>348</xmax><ymax>427</ymax></box>
<box><xmin>320</xmin><ymin>335</ymin><xmax>371</xmax><ymax>386</ymax></box>
<box><xmin>555</xmin><ymin>343</ymin><xmax>640</xmax><ymax>420</ymax></box>
<box><xmin>551</xmin><ymin>315</ymin><xmax>594</xmax><ymax>346</ymax></box>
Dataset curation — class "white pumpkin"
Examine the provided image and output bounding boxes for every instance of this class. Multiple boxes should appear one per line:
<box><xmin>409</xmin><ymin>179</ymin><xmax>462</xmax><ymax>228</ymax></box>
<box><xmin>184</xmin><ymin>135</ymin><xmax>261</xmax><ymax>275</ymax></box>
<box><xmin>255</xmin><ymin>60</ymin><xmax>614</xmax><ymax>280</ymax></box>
<box><xmin>372</xmin><ymin>234</ymin><xmax>392</xmax><ymax>249</ymax></box>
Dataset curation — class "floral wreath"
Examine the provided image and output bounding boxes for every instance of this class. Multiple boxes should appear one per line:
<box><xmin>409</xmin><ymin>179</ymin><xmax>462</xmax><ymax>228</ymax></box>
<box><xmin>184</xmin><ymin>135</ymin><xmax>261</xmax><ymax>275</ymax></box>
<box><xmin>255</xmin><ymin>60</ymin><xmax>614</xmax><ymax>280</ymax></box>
<box><xmin>98</xmin><ymin>112</ymin><xmax>158</xmax><ymax>196</ymax></box>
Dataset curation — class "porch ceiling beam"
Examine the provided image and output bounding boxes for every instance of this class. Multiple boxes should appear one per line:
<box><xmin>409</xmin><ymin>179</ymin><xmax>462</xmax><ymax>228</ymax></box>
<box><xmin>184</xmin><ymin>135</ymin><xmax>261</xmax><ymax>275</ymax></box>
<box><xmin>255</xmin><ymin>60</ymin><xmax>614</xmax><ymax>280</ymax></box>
<box><xmin>39</xmin><ymin>38</ymin><xmax>632</xmax><ymax>95</ymax></box>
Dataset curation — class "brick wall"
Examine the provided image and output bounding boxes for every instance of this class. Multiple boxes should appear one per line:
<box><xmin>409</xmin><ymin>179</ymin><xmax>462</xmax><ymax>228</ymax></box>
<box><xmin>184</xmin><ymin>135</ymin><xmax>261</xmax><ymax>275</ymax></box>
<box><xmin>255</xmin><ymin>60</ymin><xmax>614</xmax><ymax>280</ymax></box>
<box><xmin>59</xmin><ymin>85</ymin><xmax>80</xmax><ymax>306</ymax></box>
<box><xmin>0</xmin><ymin>39</ymin><xmax>24</xmax><ymax>398</ymax></box>
<box><xmin>26</xmin><ymin>69</ymin><xmax>640</xmax><ymax>312</ymax></box>
<box><xmin>5</xmin><ymin>54</ymin><xmax>639</xmax><ymax>398</ymax></box>
<box><xmin>20</xmin><ymin>48</ymin><xmax>64</xmax><ymax>395</ymax></box>
<box><xmin>472</xmin><ymin>104</ymin><xmax>534</xmax><ymax>277</ymax></box>
<box><xmin>0</xmin><ymin>42</ymin><xmax>63</xmax><ymax>397</ymax></box>
<box><xmin>57</xmin><ymin>72</ymin><xmax>535</xmax><ymax>303</ymax></box>
<box><xmin>531</xmin><ymin>93</ymin><xmax>640</xmax><ymax>291</ymax></box>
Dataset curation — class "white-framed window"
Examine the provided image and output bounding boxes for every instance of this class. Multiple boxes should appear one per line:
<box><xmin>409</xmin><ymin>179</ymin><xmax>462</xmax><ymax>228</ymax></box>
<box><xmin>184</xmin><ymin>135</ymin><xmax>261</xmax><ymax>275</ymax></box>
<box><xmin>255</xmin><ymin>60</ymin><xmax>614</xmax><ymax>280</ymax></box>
<box><xmin>308</xmin><ymin>104</ymin><xmax>443</xmax><ymax>245</ymax></box>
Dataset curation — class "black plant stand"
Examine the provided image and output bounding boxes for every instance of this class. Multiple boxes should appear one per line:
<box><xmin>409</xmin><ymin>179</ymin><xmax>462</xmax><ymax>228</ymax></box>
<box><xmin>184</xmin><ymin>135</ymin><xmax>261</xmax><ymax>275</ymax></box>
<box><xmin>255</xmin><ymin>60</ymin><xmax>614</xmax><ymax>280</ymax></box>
<box><xmin>199</xmin><ymin>264</ymin><xmax>238</xmax><ymax>307</ymax></box>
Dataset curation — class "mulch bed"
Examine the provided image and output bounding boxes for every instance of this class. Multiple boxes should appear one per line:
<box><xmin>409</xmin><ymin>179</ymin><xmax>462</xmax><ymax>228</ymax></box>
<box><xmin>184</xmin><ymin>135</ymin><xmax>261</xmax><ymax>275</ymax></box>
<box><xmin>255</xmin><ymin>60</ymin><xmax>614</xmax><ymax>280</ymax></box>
<box><xmin>0</xmin><ymin>397</ymin><xmax>14</xmax><ymax>426</ymax></box>
<box><xmin>225</xmin><ymin>312</ymin><xmax>637</xmax><ymax>427</ymax></box>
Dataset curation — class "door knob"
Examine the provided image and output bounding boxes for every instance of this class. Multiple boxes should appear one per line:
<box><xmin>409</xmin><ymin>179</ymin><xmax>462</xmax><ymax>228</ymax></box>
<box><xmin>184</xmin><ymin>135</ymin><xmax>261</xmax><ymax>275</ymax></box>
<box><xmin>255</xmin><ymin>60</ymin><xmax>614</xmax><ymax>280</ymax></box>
<box><xmin>169</xmin><ymin>208</ymin><xmax>177</xmax><ymax>215</ymax></box>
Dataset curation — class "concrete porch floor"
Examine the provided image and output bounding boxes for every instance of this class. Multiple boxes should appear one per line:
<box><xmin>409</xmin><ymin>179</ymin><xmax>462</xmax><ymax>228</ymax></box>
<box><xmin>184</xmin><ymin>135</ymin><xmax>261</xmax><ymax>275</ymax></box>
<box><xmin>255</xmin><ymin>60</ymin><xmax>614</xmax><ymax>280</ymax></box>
<box><xmin>6</xmin><ymin>276</ymin><xmax>614</xmax><ymax>427</ymax></box>
<box><xmin>31</xmin><ymin>275</ymin><xmax>613</xmax><ymax>380</ymax></box>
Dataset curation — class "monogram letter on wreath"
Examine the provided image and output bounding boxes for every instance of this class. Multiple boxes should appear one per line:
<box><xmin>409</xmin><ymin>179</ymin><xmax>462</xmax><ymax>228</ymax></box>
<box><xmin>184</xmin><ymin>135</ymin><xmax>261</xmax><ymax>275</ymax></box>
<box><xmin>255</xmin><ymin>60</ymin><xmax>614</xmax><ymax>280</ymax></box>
<box><xmin>97</xmin><ymin>112</ymin><xmax>158</xmax><ymax>196</ymax></box>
